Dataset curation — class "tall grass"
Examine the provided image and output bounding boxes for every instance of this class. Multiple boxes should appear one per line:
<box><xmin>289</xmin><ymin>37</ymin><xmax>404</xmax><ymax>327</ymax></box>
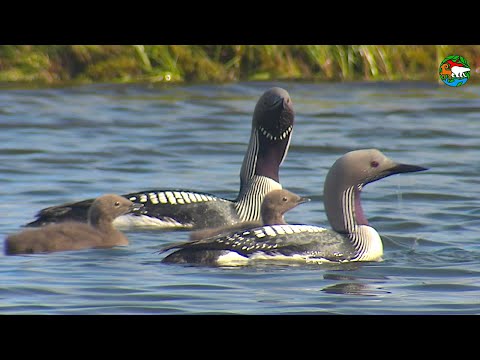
<box><xmin>0</xmin><ymin>45</ymin><xmax>478</xmax><ymax>85</ymax></box>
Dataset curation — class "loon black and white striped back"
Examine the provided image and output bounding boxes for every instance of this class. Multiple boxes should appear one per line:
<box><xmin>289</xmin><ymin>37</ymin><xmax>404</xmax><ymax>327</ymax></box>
<box><xmin>126</xmin><ymin>190</ymin><xmax>228</xmax><ymax>206</ymax></box>
<box><xmin>111</xmin><ymin>189</ymin><xmax>234</xmax><ymax>228</ymax></box>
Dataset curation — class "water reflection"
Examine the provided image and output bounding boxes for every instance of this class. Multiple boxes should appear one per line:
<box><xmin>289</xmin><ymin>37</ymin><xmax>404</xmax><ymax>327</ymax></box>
<box><xmin>322</xmin><ymin>272</ymin><xmax>390</xmax><ymax>296</ymax></box>
<box><xmin>322</xmin><ymin>282</ymin><xmax>391</xmax><ymax>296</ymax></box>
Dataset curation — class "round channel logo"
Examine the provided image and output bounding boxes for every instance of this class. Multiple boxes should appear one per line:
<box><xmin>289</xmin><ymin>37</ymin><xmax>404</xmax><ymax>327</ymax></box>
<box><xmin>439</xmin><ymin>55</ymin><xmax>471</xmax><ymax>87</ymax></box>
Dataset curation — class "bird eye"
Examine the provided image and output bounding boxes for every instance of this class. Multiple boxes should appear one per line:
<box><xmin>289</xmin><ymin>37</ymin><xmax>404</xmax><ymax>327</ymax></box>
<box><xmin>370</xmin><ymin>160</ymin><xmax>379</xmax><ymax>168</ymax></box>
<box><xmin>114</xmin><ymin>201</ymin><xmax>120</xmax><ymax>207</ymax></box>
<box><xmin>282</xmin><ymin>197</ymin><xmax>288</xmax><ymax>202</ymax></box>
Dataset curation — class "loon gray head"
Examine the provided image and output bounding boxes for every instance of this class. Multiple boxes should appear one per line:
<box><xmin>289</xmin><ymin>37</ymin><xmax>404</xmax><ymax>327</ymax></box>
<box><xmin>239</xmin><ymin>87</ymin><xmax>294</xmax><ymax>188</ymax></box>
<box><xmin>260</xmin><ymin>189</ymin><xmax>310</xmax><ymax>225</ymax></box>
<box><xmin>323</xmin><ymin>149</ymin><xmax>427</xmax><ymax>234</ymax></box>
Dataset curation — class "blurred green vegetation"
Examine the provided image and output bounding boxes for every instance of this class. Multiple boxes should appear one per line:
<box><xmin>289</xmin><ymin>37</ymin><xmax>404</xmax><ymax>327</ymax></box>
<box><xmin>0</xmin><ymin>45</ymin><xmax>478</xmax><ymax>85</ymax></box>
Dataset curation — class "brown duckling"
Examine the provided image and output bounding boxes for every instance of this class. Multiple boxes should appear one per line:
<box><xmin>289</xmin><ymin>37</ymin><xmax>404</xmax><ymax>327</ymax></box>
<box><xmin>189</xmin><ymin>189</ymin><xmax>310</xmax><ymax>241</ymax></box>
<box><xmin>5</xmin><ymin>194</ymin><xmax>142</xmax><ymax>255</ymax></box>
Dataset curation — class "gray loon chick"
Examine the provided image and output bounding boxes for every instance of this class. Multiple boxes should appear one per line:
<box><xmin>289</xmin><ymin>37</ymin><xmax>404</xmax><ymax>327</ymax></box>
<box><xmin>160</xmin><ymin>149</ymin><xmax>428</xmax><ymax>266</ymax></box>
<box><xmin>25</xmin><ymin>87</ymin><xmax>295</xmax><ymax>230</ymax></box>
<box><xmin>5</xmin><ymin>194</ymin><xmax>142</xmax><ymax>255</ymax></box>
<box><xmin>189</xmin><ymin>189</ymin><xmax>310</xmax><ymax>240</ymax></box>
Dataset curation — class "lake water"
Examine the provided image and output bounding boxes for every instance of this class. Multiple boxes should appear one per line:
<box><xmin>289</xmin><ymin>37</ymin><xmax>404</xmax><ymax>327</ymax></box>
<box><xmin>0</xmin><ymin>81</ymin><xmax>479</xmax><ymax>314</ymax></box>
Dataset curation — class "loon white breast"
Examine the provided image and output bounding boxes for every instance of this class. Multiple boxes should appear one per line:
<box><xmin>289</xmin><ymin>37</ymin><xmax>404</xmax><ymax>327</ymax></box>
<box><xmin>159</xmin><ymin>149</ymin><xmax>428</xmax><ymax>266</ymax></box>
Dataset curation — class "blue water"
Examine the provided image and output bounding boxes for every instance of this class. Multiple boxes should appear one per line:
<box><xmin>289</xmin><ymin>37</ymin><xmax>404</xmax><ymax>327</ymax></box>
<box><xmin>1</xmin><ymin>81</ymin><xmax>479</xmax><ymax>314</ymax></box>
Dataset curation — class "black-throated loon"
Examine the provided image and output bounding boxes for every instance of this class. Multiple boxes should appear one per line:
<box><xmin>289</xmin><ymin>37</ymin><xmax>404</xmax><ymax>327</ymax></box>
<box><xmin>159</xmin><ymin>149</ymin><xmax>427</xmax><ymax>266</ymax></box>
<box><xmin>6</xmin><ymin>195</ymin><xmax>142</xmax><ymax>255</ymax></box>
<box><xmin>25</xmin><ymin>87</ymin><xmax>295</xmax><ymax>230</ymax></box>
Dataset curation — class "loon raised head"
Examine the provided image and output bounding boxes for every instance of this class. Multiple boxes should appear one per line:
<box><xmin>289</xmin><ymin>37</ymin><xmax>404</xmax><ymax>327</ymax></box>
<box><xmin>240</xmin><ymin>87</ymin><xmax>294</xmax><ymax>186</ymax></box>
<box><xmin>25</xmin><ymin>87</ymin><xmax>295</xmax><ymax>230</ymax></box>
<box><xmin>189</xmin><ymin>189</ymin><xmax>310</xmax><ymax>241</ymax></box>
<box><xmin>159</xmin><ymin>149</ymin><xmax>427</xmax><ymax>266</ymax></box>
<box><xmin>5</xmin><ymin>194</ymin><xmax>142</xmax><ymax>255</ymax></box>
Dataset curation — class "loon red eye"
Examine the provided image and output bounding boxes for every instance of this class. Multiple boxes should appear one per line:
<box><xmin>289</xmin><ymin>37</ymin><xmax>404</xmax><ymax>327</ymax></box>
<box><xmin>370</xmin><ymin>160</ymin><xmax>379</xmax><ymax>168</ymax></box>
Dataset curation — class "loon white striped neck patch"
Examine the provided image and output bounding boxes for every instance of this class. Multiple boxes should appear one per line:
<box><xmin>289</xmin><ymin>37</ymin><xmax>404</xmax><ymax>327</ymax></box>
<box><xmin>128</xmin><ymin>191</ymin><xmax>227</xmax><ymax>206</ymax></box>
<box><xmin>235</xmin><ymin>176</ymin><xmax>282</xmax><ymax>222</ymax></box>
<box><xmin>349</xmin><ymin>225</ymin><xmax>383</xmax><ymax>262</ymax></box>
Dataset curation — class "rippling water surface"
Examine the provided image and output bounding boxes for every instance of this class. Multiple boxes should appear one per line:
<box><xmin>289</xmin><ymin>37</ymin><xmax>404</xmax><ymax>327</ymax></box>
<box><xmin>1</xmin><ymin>81</ymin><xmax>479</xmax><ymax>314</ymax></box>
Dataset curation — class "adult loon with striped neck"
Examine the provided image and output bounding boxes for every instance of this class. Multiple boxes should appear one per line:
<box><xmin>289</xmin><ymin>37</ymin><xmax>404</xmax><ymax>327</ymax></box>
<box><xmin>189</xmin><ymin>189</ymin><xmax>310</xmax><ymax>241</ymax></box>
<box><xmin>159</xmin><ymin>149</ymin><xmax>427</xmax><ymax>266</ymax></box>
<box><xmin>25</xmin><ymin>87</ymin><xmax>294</xmax><ymax>230</ymax></box>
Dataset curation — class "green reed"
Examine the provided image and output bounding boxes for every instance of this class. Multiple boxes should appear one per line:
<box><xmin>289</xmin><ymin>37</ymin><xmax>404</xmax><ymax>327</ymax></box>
<box><xmin>0</xmin><ymin>45</ymin><xmax>477</xmax><ymax>85</ymax></box>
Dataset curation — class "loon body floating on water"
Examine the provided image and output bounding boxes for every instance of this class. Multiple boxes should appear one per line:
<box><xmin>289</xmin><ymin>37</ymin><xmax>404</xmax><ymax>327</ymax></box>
<box><xmin>5</xmin><ymin>194</ymin><xmax>142</xmax><ymax>255</ymax></box>
<box><xmin>25</xmin><ymin>87</ymin><xmax>295</xmax><ymax>230</ymax></box>
<box><xmin>159</xmin><ymin>149</ymin><xmax>427</xmax><ymax>266</ymax></box>
<box><xmin>188</xmin><ymin>189</ymin><xmax>310</xmax><ymax>240</ymax></box>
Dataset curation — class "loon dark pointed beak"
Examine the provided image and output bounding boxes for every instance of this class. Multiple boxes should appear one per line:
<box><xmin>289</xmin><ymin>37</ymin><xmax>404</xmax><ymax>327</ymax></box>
<box><xmin>389</xmin><ymin>163</ymin><xmax>429</xmax><ymax>175</ymax></box>
<box><xmin>271</xmin><ymin>95</ymin><xmax>284</xmax><ymax>107</ymax></box>
<box><xmin>365</xmin><ymin>162</ymin><xmax>428</xmax><ymax>185</ymax></box>
<box><xmin>377</xmin><ymin>162</ymin><xmax>428</xmax><ymax>183</ymax></box>
<box><xmin>283</xmin><ymin>96</ymin><xmax>293</xmax><ymax>112</ymax></box>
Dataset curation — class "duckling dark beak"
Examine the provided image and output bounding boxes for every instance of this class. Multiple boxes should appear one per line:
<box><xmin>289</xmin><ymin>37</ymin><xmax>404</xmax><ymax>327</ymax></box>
<box><xmin>297</xmin><ymin>196</ymin><xmax>311</xmax><ymax>205</ymax></box>
<box><xmin>130</xmin><ymin>202</ymin><xmax>144</xmax><ymax>213</ymax></box>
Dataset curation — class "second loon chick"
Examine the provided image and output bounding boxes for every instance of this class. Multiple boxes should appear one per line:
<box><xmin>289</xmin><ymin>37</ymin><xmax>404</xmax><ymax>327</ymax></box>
<box><xmin>188</xmin><ymin>189</ymin><xmax>310</xmax><ymax>240</ymax></box>
<box><xmin>25</xmin><ymin>87</ymin><xmax>295</xmax><ymax>230</ymax></box>
<box><xmin>159</xmin><ymin>149</ymin><xmax>427</xmax><ymax>266</ymax></box>
<box><xmin>5</xmin><ymin>194</ymin><xmax>142</xmax><ymax>255</ymax></box>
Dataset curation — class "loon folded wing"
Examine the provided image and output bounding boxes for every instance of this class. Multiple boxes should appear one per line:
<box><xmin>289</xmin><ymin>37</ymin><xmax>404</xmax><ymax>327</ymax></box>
<box><xmin>159</xmin><ymin>224</ymin><xmax>358</xmax><ymax>262</ymax></box>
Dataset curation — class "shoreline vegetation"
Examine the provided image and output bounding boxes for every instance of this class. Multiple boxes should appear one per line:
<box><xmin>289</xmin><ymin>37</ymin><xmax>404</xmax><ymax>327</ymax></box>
<box><xmin>0</xmin><ymin>45</ymin><xmax>479</xmax><ymax>86</ymax></box>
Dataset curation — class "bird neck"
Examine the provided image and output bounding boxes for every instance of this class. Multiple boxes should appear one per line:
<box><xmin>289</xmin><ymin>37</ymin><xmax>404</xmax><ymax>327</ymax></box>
<box><xmin>88</xmin><ymin>215</ymin><xmax>116</xmax><ymax>234</ymax></box>
<box><xmin>325</xmin><ymin>185</ymin><xmax>383</xmax><ymax>261</ymax></box>
<box><xmin>326</xmin><ymin>185</ymin><xmax>368</xmax><ymax>234</ymax></box>
<box><xmin>239</xmin><ymin>128</ymin><xmax>260</xmax><ymax>193</ymax></box>
<box><xmin>235</xmin><ymin>175</ymin><xmax>282</xmax><ymax>222</ymax></box>
<box><xmin>261</xmin><ymin>209</ymin><xmax>287</xmax><ymax>225</ymax></box>
<box><xmin>239</xmin><ymin>126</ymin><xmax>291</xmax><ymax>195</ymax></box>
